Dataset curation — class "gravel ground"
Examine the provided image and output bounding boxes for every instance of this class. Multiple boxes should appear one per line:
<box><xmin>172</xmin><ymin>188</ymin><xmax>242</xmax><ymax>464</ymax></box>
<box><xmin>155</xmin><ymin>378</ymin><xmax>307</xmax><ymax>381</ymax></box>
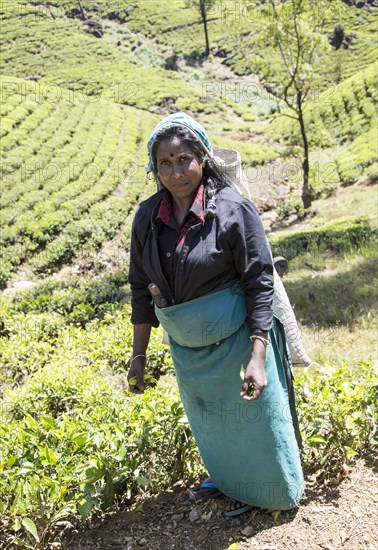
<box><xmin>65</xmin><ymin>458</ymin><xmax>377</xmax><ymax>550</ymax></box>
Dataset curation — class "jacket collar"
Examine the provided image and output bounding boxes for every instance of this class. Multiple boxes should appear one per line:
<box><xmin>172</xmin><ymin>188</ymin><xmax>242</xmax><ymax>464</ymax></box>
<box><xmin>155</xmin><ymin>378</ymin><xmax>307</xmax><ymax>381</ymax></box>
<box><xmin>155</xmin><ymin>183</ymin><xmax>205</xmax><ymax>227</ymax></box>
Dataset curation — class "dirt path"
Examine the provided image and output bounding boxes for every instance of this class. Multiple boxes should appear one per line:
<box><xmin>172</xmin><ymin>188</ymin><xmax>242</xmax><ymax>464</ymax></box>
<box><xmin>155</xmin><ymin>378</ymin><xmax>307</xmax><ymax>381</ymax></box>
<box><xmin>65</xmin><ymin>458</ymin><xmax>377</xmax><ymax>550</ymax></box>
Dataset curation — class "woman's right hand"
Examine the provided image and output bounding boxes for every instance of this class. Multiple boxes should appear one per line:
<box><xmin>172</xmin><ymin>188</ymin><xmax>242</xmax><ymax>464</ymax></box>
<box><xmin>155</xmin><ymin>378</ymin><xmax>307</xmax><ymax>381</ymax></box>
<box><xmin>127</xmin><ymin>355</ymin><xmax>146</xmax><ymax>394</ymax></box>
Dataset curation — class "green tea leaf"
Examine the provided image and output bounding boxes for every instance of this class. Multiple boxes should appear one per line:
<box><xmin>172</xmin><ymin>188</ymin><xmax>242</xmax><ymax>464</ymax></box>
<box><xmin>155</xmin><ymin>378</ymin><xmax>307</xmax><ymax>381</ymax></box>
<box><xmin>7</xmin><ymin>455</ymin><xmax>18</xmax><ymax>467</ymax></box>
<box><xmin>12</xmin><ymin>518</ymin><xmax>21</xmax><ymax>532</ymax></box>
<box><xmin>21</xmin><ymin>517</ymin><xmax>40</xmax><ymax>542</ymax></box>
<box><xmin>133</xmin><ymin>502</ymin><xmax>144</xmax><ymax>513</ymax></box>
<box><xmin>136</xmin><ymin>475</ymin><xmax>150</xmax><ymax>487</ymax></box>
<box><xmin>308</xmin><ymin>435</ymin><xmax>327</xmax><ymax>444</ymax></box>
<box><xmin>78</xmin><ymin>500</ymin><xmax>94</xmax><ymax>519</ymax></box>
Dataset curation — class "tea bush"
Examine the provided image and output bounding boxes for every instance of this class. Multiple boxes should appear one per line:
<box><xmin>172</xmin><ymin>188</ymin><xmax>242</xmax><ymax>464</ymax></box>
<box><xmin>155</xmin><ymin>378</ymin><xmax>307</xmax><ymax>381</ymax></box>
<box><xmin>1</xmin><ymin>372</ymin><xmax>200</xmax><ymax>548</ymax></box>
<box><xmin>336</xmin><ymin>128</ymin><xmax>378</xmax><ymax>185</ymax></box>
<box><xmin>268</xmin><ymin>217</ymin><xmax>376</xmax><ymax>260</ymax></box>
<box><xmin>296</xmin><ymin>361</ymin><xmax>377</xmax><ymax>475</ymax></box>
<box><xmin>267</xmin><ymin>62</ymin><xmax>377</xmax><ymax>149</ymax></box>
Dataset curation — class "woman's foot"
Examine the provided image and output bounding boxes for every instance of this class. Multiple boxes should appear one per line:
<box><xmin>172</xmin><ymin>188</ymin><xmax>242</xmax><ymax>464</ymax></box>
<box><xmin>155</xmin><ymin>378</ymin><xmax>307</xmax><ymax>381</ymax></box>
<box><xmin>224</xmin><ymin>498</ymin><xmax>253</xmax><ymax>517</ymax></box>
<box><xmin>187</xmin><ymin>477</ymin><xmax>221</xmax><ymax>503</ymax></box>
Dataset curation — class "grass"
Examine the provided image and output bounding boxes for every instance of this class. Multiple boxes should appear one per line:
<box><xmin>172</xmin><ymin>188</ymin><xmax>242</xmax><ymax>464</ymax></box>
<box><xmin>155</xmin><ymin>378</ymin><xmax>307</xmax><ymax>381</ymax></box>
<box><xmin>283</xmin><ymin>245</ymin><xmax>377</xmax><ymax>366</ymax></box>
<box><xmin>310</xmin><ymin>183</ymin><xmax>378</xmax><ymax>226</ymax></box>
<box><xmin>266</xmin><ymin>180</ymin><xmax>378</xmax><ymax>236</ymax></box>
<box><xmin>299</xmin><ymin>322</ymin><xmax>377</xmax><ymax>368</ymax></box>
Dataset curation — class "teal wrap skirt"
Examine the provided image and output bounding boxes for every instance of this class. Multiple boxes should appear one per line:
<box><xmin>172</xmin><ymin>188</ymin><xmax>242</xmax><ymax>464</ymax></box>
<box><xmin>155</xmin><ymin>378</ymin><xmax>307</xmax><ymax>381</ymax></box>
<box><xmin>154</xmin><ymin>282</ymin><xmax>304</xmax><ymax>510</ymax></box>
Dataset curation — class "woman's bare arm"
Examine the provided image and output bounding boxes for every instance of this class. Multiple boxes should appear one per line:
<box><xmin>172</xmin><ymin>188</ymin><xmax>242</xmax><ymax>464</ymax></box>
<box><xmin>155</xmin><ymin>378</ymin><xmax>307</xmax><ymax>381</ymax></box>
<box><xmin>127</xmin><ymin>323</ymin><xmax>152</xmax><ymax>394</ymax></box>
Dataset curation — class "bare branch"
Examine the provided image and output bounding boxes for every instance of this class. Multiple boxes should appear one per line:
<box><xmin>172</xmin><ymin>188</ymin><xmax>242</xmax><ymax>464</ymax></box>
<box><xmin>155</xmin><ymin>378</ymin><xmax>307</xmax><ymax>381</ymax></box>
<box><xmin>281</xmin><ymin>112</ymin><xmax>300</xmax><ymax>121</ymax></box>
<box><xmin>269</xmin><ymin>0</ymin><xmax>291</xmax><ymax>75</ymax></box>
<box><xmin>77</xmin><ymin>0</ymin><xmax>87</xmax><ymax>20</ymax></box>
<box><xmin>292</xmin><ymin>4</ymin><xmax>302</xmax><ymax>86</ymax></box>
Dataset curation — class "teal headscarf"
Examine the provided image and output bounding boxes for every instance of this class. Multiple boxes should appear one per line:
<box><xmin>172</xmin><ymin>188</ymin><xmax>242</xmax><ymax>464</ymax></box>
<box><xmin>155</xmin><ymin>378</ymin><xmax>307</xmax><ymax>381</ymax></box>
<box><xmin>147</xmin><ymin>112</ymin><xmax>212</xmax><ymax>172</ymax></box>
<box><xmin>146</xmin><ymin>111</ymin><xmax>252</xmax><ymax>200</ymax></box>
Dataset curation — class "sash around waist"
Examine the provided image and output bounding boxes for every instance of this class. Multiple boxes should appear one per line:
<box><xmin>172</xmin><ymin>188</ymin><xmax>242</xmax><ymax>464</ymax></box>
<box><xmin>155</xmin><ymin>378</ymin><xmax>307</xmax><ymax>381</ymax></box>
<box><xmin>154</xmin><ymin>282</ymin><xmax>247</xmax><ymax>348</ymax></box>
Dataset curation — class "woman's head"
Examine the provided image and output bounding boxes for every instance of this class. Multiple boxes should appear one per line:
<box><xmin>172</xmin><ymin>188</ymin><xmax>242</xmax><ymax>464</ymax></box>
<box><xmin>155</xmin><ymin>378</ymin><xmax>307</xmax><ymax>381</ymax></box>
<box><xmin>154</xmin><ymin>129</ymin><xmax>205</xmax><ymax>202</ymax></box>
<box><xmin>147</xmin><ymin>112</ymin><xmax>212</xmax><ymax>172</ymax></box>
<box><xmin>148</xmin><ymin>115</ymin><xmax>233</xmax><ymax>217</ymax></box>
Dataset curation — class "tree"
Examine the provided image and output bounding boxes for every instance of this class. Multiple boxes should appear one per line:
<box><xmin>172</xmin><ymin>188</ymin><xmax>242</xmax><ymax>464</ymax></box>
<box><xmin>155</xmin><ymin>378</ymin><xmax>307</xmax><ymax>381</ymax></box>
<box><xmin>190</xmin><ymin>0</ymin><xmax>216</xmax><ymax>57</ymax></box>
<box><xmin>260</xmin><ymin>0</ymin><xmax>339</xmax><ymax>208</ymax></box>
<box><xmin>77</xmin><ymin>0</ymin><xmax>88</xmax><ymax>20</ymax></box>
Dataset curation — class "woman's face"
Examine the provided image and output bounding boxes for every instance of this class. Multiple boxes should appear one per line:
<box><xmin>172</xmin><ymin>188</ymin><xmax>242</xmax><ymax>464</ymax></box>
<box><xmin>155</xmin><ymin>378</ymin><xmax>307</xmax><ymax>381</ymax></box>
<box><xmin>155</xmin><ymin>136</ymin><xmax>203</xmax><ymax>201</ymax></box>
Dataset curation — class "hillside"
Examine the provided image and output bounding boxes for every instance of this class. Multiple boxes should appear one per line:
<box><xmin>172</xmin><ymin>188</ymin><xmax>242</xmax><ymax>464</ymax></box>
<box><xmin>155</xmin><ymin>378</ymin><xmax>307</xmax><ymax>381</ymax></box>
<box><xmin>0</xmin><ymin>1</ymin><xmax>377</xmax><ymax>548</ymax></box>
<box><xmin>1</xmin><ymin>2</ymin><xmax>377</xmax><ymax>284</ymax></box>
<box><xmin>1</xmin><ymin>1</ymin><xmax>376</xmax><ymax>258</ymax></box>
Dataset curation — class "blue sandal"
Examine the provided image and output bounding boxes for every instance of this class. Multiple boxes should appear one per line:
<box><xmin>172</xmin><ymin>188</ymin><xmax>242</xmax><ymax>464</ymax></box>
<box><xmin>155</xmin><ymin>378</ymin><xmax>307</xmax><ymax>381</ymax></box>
<box><xmin>187</xmin><ymin>477</ymin><xmax>222</xmax><ymax>503</ymax></box>
<box><xmin>224</xmin><ymin>498</ymin><xmax>253</xmax><ymax>517</ymax></box>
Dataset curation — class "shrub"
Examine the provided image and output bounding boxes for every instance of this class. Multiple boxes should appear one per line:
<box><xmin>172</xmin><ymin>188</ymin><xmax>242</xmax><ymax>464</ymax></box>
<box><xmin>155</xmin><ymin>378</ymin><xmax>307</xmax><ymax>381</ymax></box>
<box><xmin>268</xmin><ymin>218</ymin><xmax>376</xmax><ymax>260</ymax></box>
<box><xmin>0</xmin><ymin>372</ymin><xmax>200</xmax><ymax>548</ymax></box>
<box><xmin>296</xmin><ymin>361</ymin><xmax>377</xmax><ymax>475</ymax></box>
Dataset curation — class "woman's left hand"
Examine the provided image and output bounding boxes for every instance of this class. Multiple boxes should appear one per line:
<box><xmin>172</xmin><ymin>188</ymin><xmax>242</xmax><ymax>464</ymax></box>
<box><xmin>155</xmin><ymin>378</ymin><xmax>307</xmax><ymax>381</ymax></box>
<box><xmin>240</xmin><ymin>355</ymin><xmax>267</xmax><ymax>401</ymax></box>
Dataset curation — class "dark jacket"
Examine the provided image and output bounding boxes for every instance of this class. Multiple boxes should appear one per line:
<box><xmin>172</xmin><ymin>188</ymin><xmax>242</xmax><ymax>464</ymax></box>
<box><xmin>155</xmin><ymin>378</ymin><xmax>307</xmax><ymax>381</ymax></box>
<box><xmin>128</xmin><ymin>185</ymin><xmax>274</xmax><ymax>334</ymax></box>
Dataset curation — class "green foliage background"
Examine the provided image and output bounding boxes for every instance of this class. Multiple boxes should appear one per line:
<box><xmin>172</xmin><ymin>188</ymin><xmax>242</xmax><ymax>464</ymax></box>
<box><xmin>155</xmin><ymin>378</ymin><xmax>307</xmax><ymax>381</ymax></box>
<box><xmin>0</xmin><ymin>0</ymin><xmax>377</xmax><ymax>547</ymax></box>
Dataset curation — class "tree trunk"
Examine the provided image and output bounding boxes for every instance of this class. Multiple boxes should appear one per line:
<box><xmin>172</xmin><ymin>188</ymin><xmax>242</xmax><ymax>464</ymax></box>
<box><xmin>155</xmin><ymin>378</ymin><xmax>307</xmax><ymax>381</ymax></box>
<box><xmin>77</xmin><ymin>0</ymin><xmax>87</xmax><ymax>20</ymax></box>
<box><xmin>200</xmin><ymin>1</ymin><xmax>210</xmax><ymax>57</ymax></box>
<box><xmin>297</xmin><ymin>91</ymin><xmax>312</xmax><ymax>209</ymax></box>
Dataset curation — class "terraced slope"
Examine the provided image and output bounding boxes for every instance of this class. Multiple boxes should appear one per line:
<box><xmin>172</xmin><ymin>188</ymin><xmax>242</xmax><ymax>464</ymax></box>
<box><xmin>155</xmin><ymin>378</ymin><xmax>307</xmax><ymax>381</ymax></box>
<box><xmin>0</xmin><ymin>0</ymin><xmax>256</xmax><ymax>118</ymax></box>
<box><xmin>0</xmin><ymin>75</ymin><xmax>158</xmax><ymax>286</ymax></box>
<box><xmin>124</xmin><ymin>0</ymin><xmax>377</xmax><ymax>88</ymax></box>
<box><xmin>267</xmin><ymin>62</ymin><xmax>378</xmax><ymax>184</ymax></box>
<box><xmin>0</xmin><ymin>0</ymin><xmax>377</xmax><ymax>288</ymax></box>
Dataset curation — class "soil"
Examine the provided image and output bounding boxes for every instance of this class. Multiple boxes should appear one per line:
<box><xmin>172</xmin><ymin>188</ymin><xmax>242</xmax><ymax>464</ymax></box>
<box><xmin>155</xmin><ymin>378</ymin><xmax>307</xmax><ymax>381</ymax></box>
<box><xmin>65</xmin><ymin>458</ymin><xmax>377</xmax><ymax>550</ymax></box>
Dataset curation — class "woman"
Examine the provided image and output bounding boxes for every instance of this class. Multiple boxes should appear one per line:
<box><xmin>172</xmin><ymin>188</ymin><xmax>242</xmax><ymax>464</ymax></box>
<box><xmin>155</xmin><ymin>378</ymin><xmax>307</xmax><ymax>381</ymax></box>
<box><xmin>127</xmin><ymin>112</ymin><xmax>304</xmax><ymax>516</ymax></box>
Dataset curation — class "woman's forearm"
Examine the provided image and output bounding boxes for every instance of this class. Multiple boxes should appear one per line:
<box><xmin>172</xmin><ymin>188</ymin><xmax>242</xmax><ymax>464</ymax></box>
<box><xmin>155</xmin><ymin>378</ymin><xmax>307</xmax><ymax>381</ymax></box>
<box><xmin>133</xmin><ymin>323</ymin><xmax>152</xmax><ymax>356</ymax></box>
<box><xmin>251</xmin><ymin>330</ymin><xmax>269</xmax><ymax>359</ymax></box>
<box><xmin>128</xmin><ymin>323</ymin><xmax>152</xmax><ymax>394</ymax></box>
